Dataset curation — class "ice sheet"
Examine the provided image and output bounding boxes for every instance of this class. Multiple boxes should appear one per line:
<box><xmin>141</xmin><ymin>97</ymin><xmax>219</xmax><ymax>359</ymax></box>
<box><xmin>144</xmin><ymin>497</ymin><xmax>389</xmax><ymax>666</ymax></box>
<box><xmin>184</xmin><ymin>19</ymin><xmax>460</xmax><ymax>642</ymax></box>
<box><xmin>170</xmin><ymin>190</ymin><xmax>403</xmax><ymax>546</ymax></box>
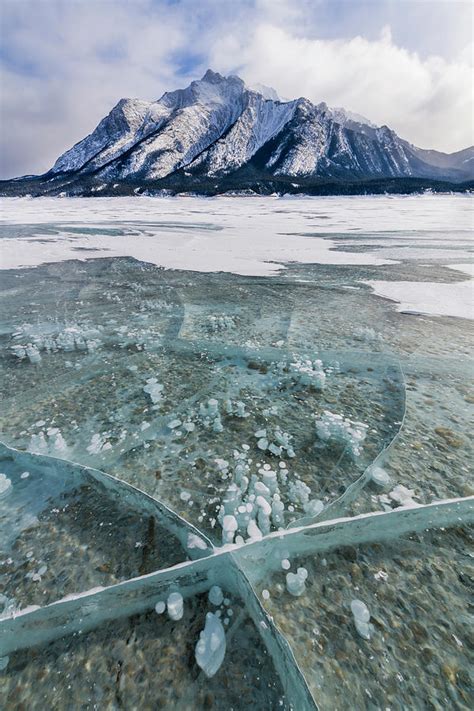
<box><xmin>1</xmin><ymin>194</ymin><xmax>471</xmax><ymax>276</ymax></box>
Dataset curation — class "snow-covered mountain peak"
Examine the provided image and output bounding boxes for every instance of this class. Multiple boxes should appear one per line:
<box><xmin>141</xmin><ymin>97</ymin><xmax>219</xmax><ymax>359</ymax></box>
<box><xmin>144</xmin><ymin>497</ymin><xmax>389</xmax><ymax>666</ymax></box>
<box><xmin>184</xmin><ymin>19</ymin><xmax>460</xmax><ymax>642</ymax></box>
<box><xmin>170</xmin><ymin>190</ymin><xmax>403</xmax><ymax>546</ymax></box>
<box><xmin>329</xmin><ymin>106</ymin><xmax>377</xmax><ymax>129</ymax></box>
<box><xmin>113</xmin><ymin>98</ymin><xmax>154</xmax><ymax>128</ymax></box>
<box><xmin>159</xmin><ymin>69</ymin><xmax>246</xmax><ymax>111</ymax></box>
<box><xmin>201</xmin><ymin>68</ymin><xmax>224</xmax><ymax>83</ymax></box>
<box><xmin>44</xmin><ymin>69</ymin><xmax>473</xmax><ymax>188</ymax></box>
<box><xmin>250</xmin><ymin>83</ymin><xmax>281</xmax><ymax>102</ymax></box>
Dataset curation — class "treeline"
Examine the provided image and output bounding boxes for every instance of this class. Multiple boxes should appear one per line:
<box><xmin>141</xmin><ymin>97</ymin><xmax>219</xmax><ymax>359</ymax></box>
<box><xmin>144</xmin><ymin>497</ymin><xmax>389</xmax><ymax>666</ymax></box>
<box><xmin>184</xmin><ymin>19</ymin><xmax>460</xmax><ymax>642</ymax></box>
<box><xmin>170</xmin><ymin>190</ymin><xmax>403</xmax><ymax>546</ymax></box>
<box><xmin>0</xmin><ymin>172</ymin><xmax>472</xmax><ymax>198</ymax></box>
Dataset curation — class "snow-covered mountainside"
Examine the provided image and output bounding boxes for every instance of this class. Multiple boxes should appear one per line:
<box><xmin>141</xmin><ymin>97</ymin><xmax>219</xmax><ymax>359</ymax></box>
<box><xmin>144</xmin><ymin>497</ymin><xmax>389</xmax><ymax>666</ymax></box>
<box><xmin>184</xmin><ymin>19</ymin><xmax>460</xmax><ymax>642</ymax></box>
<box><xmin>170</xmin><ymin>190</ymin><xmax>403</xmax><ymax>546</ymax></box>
<box><xmin>3</xmin><ymin>70</ymin><xmax>473</xmax><ymax>195</ymax></box>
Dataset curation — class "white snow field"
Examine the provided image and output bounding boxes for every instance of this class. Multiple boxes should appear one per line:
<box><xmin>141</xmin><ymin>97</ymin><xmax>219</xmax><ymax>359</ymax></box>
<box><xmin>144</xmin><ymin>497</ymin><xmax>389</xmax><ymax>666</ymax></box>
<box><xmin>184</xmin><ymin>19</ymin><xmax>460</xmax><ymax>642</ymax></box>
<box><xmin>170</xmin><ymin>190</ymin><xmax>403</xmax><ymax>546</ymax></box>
<box><xmin>1</xmin><ymin>193</ymin><xmax>472</xmax><ymax>317</ymax></box>
<box><xmin>364</xmin><ymin>278</ymin><xmax>473</xmax><ymax>320</ymax></box>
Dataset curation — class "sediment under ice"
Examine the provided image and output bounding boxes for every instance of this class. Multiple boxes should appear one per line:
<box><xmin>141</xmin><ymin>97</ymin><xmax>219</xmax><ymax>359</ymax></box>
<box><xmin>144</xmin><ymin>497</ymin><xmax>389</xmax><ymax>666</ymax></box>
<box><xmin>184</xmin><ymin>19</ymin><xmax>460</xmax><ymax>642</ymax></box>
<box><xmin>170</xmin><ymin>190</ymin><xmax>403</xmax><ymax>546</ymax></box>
<box><xmin>0</xmin><ymin>439</ymin><xmax>472</xmax><ymax>711</ymax></box>
<box><xmin>0</xmin><ymin>260</ymin><xmax>472</xmax><ymax>708</ymax></box>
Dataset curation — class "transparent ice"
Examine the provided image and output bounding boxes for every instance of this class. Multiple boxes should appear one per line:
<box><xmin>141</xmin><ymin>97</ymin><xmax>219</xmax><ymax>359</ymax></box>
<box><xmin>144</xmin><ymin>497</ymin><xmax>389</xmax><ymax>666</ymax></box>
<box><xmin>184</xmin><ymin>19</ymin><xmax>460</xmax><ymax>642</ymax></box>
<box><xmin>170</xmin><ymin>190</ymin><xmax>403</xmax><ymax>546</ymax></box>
<box><xmin>0</xmin><ymin>196</ymin><xmax>472</xmax><ymax>709</ymax></box>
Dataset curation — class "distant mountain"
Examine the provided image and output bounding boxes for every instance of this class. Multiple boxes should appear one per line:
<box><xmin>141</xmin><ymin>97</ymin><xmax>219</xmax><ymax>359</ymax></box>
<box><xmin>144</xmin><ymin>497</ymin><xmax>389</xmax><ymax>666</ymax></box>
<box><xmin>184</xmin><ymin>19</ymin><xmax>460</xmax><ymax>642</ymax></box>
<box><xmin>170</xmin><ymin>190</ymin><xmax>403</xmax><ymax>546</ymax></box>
<box><xmin>2</xmin><ymin>69</ymin><xmax>473</xmax><ymax>196</ymax></box>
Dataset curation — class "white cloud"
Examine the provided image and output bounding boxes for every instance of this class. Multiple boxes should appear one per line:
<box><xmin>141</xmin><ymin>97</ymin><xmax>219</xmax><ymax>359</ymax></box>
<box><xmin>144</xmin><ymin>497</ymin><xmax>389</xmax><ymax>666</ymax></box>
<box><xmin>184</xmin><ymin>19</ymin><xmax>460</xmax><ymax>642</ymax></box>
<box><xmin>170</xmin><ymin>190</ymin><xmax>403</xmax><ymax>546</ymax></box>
<box><xmin>0</xmin><ymin>0</ymin><xmax>183</xmax><ymax>178</ymax></box>
<box><xmin>210</xmin><ymin>23</ymin><xmax>474</xmax><ymax>153</ymax></box>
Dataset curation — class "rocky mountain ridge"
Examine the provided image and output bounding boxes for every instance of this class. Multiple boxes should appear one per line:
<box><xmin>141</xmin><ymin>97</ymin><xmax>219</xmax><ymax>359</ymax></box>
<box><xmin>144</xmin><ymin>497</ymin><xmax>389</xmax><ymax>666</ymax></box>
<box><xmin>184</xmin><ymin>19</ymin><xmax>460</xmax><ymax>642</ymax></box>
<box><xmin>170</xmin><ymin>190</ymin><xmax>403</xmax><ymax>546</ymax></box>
<box><xmin>2</xmin><ymin>69</ymin><xmax>473</xmax><ymax>196</ymax></box>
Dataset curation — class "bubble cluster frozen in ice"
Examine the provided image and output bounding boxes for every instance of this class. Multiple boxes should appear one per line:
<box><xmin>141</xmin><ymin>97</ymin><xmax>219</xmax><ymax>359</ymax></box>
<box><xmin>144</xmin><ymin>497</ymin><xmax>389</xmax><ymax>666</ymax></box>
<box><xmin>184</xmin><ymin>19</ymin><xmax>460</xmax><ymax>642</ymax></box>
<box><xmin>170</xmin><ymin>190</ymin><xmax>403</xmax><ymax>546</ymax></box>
<box><xmin>160</xmin><ymin>396</ymin><xmax>254</xmax><ymax>446</ymax></box>
<box><xmin>388</xmin><ymin>484</ymin><xmax>419</xmax><ymax>507</ymax></box>
<box><xmin>0</xmin><ymin>473</ymin><xmax>12</xmax><ymax>498</ymax></box>
<box><xmin>370</xmin><ymin>466</ymin><xmax>391</xmax><ymax>489</ymax></box>
<box><xmin>208</xmin><ymin>586</ymin><xmax>224</xmax><ymax>606</ymax></box>
<box><xmin>288</xmin><ymin>357</ymin><xmax>326</xmax><ymax>389</ymax></box>
<box><xmin>210</xmin><ymin>439</ymin><xmax>328</xmax><ymax>544</ymax></box>
<box><xmin>350</xmin><ymin>599</ymin><xmax>373</xmax><ymax>640</ymax></box>
<box><xmin>86</xmin><ymin>433</ymin><xmax>112</xmax><ymax>456</ymax></box>
<box><xmin>186</xmin><ymin>533</ymin><xmax>208</xmax><ymax>551</ymax></box>
<box><xmin>205</xmin><ymin>314</ymin><xmax>237</xmax><ymax>333</ymax></box>
<box><xmin>167</xmin><ymin>592</ymin><xmax>184</xmax><ymax>621</ymax></box>
<box><xmin>315</xmin><ymin>411</ymin><xmax>368</xmax><ymax>458</ymax></box>
<box><xmin>195</xmin><ymin>612</ymin><xmax>226</xmax><ymax>678</ymax></box>
<box><xmin>143</xmin><ymin>378</ymin><xmax>164</xmax><ymax>406</ymax></box>
<box><xmin>286</xmin><ymin>567</ymin><xmax>308</xmax><ymax>597</ymax></box>
<box><xmin>10</xmin><ymin>324</ymin><xmax>103</xmax><ymax>362</ymax></box>
<box><xmin>28</xmin><ymin>428</ymin><xmax>69</xmax><ymax>457</ymax></box>
<box><xmin>254</xmin><ymin>428</ymin><xmax>295</xmax><ymax>458</ymax></box>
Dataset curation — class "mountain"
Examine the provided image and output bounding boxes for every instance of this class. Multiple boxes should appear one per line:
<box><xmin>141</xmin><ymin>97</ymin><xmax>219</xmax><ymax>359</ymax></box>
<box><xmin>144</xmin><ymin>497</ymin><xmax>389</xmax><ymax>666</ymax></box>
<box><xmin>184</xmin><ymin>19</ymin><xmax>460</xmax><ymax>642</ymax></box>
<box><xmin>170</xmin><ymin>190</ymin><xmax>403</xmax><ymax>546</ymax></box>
<box><xmin>2</xmin><ymin>69</ymin><xmax>473</xmax><ymax>196</ymax></box>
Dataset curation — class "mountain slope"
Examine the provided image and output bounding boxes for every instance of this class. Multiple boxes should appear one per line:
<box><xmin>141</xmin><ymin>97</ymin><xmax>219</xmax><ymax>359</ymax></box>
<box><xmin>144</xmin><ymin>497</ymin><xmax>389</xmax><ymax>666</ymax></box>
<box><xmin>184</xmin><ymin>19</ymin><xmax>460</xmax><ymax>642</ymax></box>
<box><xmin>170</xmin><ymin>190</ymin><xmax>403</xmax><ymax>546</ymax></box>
<box><xmin>3</xmin><ymin>69</ymin><xmax>473</xmax><ymax>195</ymax></box>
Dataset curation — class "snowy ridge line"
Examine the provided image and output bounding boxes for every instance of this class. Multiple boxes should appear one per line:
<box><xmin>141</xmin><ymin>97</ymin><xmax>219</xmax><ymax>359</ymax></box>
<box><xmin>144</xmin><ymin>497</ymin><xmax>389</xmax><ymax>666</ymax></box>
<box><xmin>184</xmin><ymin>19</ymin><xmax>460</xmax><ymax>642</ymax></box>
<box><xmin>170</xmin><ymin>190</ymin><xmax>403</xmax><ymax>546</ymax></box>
<box><xmin>2</xmin><ymin>495</ymin><xmax>472</xmax><ymax>655</ymax></box>
<box><xmin>27</xmin><ymin>71</ymin><xmax>474</xmax><ymax>189</ymax></box>
<box><xmin>0</xmin><ymin>442</ymin><xmax>213</xmax><ymax>558</ymax></box>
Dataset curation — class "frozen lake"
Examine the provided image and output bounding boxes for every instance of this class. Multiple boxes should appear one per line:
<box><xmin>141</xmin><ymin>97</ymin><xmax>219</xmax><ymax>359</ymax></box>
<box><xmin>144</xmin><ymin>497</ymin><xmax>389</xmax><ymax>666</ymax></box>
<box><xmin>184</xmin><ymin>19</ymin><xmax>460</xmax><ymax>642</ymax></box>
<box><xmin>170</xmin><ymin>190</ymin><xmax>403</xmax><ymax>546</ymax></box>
<box><xmin>0</xmin><ymin>193</ymin><xmax>473</xmax><ymax>710</ymax></box>
<box><xmin>1</xmin><ymin>193</ymin><xmax>472</xmax><ymax>318</ymax></box>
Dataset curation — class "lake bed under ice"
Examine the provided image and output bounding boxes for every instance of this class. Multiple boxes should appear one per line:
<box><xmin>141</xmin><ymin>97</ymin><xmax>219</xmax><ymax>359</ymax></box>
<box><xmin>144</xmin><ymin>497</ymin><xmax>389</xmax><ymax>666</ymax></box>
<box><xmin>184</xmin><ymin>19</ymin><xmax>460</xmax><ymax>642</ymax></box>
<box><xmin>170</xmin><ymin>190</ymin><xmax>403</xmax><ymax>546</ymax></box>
<box><xmin>0</xmin><ymin>194</ymin><xmax>472</xmax><ymax>709</ymax></box>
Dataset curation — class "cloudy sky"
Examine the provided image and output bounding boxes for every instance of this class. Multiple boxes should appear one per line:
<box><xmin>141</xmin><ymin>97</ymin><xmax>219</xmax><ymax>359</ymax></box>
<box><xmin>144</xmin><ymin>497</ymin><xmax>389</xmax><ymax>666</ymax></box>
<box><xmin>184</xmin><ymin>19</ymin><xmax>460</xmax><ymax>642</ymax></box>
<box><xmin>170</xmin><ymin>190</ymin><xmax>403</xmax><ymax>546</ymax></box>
<box><xmin>1</xmin><ymin>0</ymin><xmax>472</xmax><ymax>178</ymax></box>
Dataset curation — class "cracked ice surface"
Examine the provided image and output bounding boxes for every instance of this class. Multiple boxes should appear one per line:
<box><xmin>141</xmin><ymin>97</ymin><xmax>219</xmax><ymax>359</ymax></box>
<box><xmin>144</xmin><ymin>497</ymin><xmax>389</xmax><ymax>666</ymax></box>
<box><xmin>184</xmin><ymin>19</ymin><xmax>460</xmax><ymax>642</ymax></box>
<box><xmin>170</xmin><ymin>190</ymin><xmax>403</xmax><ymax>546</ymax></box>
<box><xmin>0</xmin><ymin>195</ymin><xmax>472</xmax><ymax>709</ymax></box>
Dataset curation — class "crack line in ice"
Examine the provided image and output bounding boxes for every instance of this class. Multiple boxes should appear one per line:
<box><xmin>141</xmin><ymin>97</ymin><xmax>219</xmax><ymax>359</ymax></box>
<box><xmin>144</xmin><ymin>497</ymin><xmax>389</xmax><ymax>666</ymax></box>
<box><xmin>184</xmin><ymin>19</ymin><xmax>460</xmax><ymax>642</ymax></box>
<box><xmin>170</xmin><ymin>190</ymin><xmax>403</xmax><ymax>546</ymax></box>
<box><xmin>0</xmin><ymin>342</ymin><xmax>465</xmax><ymax>709</ymax></box>
<box><xmin>1</xmin><ymin>435</ymin><xmax>471</xmax><ymax>708</ymax></box>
